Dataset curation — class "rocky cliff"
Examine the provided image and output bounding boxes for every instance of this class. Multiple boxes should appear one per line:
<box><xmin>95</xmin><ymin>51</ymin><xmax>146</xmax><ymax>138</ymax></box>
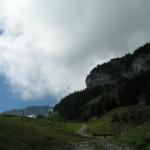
<box><xmin>86</xmin><ymin>43</ymin><xmax>150</xmax><ymax>88</ymax></box>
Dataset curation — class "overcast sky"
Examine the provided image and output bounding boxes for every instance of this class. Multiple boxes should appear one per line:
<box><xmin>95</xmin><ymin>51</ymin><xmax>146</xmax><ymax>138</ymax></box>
<box><xmin>0</xmin><ymin>0</ymin><xmax>150</xmax><ymax>101</ymax></box>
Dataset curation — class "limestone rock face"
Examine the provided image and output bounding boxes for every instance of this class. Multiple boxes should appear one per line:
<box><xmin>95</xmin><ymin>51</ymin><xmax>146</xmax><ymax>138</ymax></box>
<box><xmin>131</xmin><ymin>54</ymin><xmax>150</xmax><ymax>74</ymax></box>
<box><xmin>86</xmin><ymin>72</ymin><xmax>112</xmax><ymax>88</ymax></box>
<box><xmin>86</xmin><ymin>44</ymin><xmax>150</xmax><ymax>88</ymax></box>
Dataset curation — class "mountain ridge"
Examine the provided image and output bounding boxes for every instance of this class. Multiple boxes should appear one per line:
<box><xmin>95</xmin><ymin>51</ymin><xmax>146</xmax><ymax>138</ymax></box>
<box><xmin>3</xmin><ymin>105</ymin><xmax>53</xmax><ymax>117</ymax></box>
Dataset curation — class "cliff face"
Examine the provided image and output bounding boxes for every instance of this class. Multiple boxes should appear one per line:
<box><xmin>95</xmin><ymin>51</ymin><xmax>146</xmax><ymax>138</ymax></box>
<box><xmin>86</xmin><ymin>43</ymin><xmax>150</xmax><ymax>88</ymax></box>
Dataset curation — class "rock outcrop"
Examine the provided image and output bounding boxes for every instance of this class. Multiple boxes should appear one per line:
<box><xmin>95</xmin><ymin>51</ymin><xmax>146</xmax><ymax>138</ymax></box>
<box><xmin>86</xmin><ymin>43</ymin><xmax>150</xmax><ymax>88</ymax></box>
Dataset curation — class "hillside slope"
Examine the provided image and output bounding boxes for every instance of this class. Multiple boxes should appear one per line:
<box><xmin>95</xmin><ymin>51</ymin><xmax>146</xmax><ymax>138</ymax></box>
<box><xmin>86</xmin><ymin>105</ymin><xmax>150</xmax><ymax>150</ymax></box>
<box><xmin>0</xmin><ymin>115</ymin><xmax>85</xmax><ymax>150</ymax></box>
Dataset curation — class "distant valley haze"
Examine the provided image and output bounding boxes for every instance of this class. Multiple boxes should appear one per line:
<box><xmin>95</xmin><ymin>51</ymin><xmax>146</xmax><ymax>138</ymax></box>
<box><xmin>0</xmin><ymin>0</ymin><xmax>150</xmax><ymax>111</ymax></box>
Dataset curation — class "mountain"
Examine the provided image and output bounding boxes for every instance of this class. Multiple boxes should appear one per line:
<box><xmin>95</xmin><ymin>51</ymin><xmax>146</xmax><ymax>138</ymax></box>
<box><xmin>3</xmin><ymin>105</ymin><xmax>53</xmax><ymax>117</ymax></box>
<box><xmin>54</xmin><ymin>43</ymin><xmax>150</xmax><ymax>121</ymax></box>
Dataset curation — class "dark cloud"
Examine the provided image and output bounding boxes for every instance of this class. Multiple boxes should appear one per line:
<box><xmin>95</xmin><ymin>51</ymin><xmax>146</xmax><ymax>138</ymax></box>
<box><xmin>64</xmin><ymin>0</ymin><xmax>150</xmax><ymax>59</ymax></box>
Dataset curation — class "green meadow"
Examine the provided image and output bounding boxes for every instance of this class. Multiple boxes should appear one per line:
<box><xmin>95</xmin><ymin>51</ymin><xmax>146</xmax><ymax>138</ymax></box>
<box><xmin>0</xmin><ymin>114</ymin><xmax>86</xmax><ymax>150</ymax></box>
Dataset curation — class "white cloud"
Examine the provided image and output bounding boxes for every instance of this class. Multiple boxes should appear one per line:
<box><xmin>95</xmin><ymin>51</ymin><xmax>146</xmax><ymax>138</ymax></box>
<box><xmin>0</xmin><ymin>0</ymin><xmax>150</xmax><ymax>100</ymax></box>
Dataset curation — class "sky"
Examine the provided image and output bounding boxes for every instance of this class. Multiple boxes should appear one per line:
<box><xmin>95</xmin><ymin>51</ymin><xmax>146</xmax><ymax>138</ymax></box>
<box><xmin>0</xmin><ymin>0</ymin><xmax>150</xmax><ymax>111</ymax></box>
<box><xmin>0</xmin><ymin>76</ymin><xmax>57</xmax><ymax>112</ymax></box>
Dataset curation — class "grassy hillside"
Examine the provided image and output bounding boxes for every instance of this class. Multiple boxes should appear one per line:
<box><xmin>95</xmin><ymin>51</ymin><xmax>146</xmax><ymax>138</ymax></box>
<box><xmin>0</xmin><ymin>115</ymin><xmax>86</xmax><ymax>150</ymax></box>
<box><xmin>86</xmin><ymin>105</ymin><xmax>150</xmax><ymax>149</ymax></box>
<box><xmin>117</xmin><ymin>123</ymin><xmax>150</xmax><ymax>150</ymax></box>
<box><xmin>48</xmin><ymin>111</ymin><xmax>82</xmax><ymax>134</ymax></box>
<box><xmin>1</xmin><ymin>106</ymin><xmax>150</xmax><ymax>149</ymax></box>
<box><xmin>87</xmin><ymin>105</ymin><xmax>150</xmax><ymax>133</ymax></box>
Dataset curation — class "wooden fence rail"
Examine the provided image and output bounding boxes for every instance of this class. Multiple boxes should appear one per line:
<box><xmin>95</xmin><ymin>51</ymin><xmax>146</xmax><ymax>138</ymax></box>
<box><xmin>92</xmin><ymin>131</ymin><xmax>118</xmax><ymax>138</ymax></box>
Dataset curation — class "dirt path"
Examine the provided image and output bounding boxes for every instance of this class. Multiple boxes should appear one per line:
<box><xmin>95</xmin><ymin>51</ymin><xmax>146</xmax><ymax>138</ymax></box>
<box><xmin>77</xmin><ymin>124</ymin><xmax>88</xmax><ymax>137</ymax></box>
<box><xmin>75</xmin><ymin>126</ymin><xmax>134</xmax><ymax>150</ymax></box>
<box><xmin>71</xmin><ymin>140</ymin><xmax>134</xmax><ymax>150</ymax></box>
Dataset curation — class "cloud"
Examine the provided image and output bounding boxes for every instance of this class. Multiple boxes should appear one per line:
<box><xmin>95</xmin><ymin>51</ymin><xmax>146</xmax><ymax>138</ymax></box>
<box><xmin>0</xmin><ymin>0</ymin><xmax>150</xmax><ymax>100</ymax></box>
